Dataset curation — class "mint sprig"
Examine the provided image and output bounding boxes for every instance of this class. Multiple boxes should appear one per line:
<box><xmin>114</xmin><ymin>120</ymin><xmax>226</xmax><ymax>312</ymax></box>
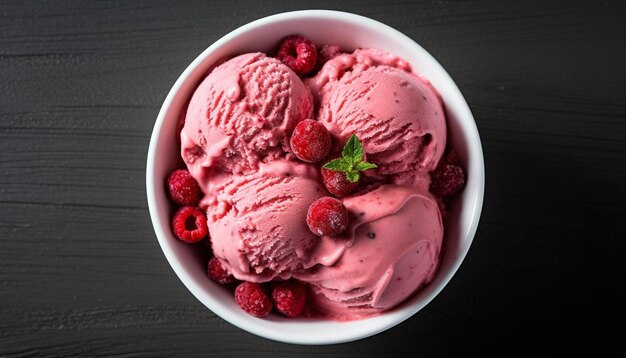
<box><xmin>323</xmin><ymin>135</ymin><xmax>377</xmax><ymax>183</ymax></box>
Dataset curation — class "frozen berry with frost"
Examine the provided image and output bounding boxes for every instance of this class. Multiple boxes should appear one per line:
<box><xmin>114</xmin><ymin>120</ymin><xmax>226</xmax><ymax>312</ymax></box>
<box><xmin>306</xmin><ymin>197</ymin><xmax>348</xmax><ymax>236</ymax></box>
<box><xmin>290</xmin><ymin>119</ymin><xmax>331</xmax><ymax>163</ymax></box>
<box><xmin>235</xmin><ymin>282</ymin><xmax>273</xmax><ymax>317</ymax></box>
<box><xmin>321</xmin><ymin>165</ymin><xmax>358</xmax><ymax>197</ymax></box>
<box><xmin>208</xmin><ymin>257</ymin><xmax>235</xmax><ymax>285</ymax></box>
<box><xmin>272</xmin><ymin>281</ymin><xmax>308</xmax><ymax>318</ymax></box>
<box><xmin>276</xmin><ymin>35</ymin><xmax>317</xmax><ymax>75</ymax></box>
<box><xmin>171</xmin><ymin>206</ymin><xmax>207</xmax><ymax>243</ymax></box>
<box><xmin>167</xmin><ymin>169</ymin><xmax>201</xmax><ymax>206</ymax></box>
<box><xmin>430</xmin><ymin>151</ymin><xmax>465</xmax><ymax>197</ymax></box>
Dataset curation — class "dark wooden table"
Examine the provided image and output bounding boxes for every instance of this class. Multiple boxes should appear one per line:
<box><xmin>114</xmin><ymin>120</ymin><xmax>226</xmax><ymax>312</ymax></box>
<box><xmin>1</xmin><ymin>0</ymin><xmax>623</xmax><ymax>356</ymax></box>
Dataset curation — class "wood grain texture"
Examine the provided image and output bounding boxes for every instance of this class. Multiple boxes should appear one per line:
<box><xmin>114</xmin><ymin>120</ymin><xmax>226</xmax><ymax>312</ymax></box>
<box><xmin>1</xmin><ymin>0</ymin><xmax>624</xmax><ymax>356</ymax></box>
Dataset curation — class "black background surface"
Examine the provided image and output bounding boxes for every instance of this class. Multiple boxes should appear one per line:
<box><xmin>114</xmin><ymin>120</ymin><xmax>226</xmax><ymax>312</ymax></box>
<box><xmin>1</xmin><ymin>0</ymin><xmax>624</xmax><ymax>356</ymax></box>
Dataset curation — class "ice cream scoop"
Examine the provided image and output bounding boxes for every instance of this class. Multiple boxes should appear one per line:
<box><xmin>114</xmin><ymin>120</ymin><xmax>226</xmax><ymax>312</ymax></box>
<box><xmin>205</xmin><ymin>160</ymin><xmax>326</xmax><ymax>282</ymax></box>
<box><xmin>296</xmin><ymin>185</ymin><xmax>443</xmax><ymax>320</ymax></box>
<box><xmin>310</xmin><ymin>48</ymin><xmax>446</xmax><ymax>189</ymax></box>
<box><xmin>181</xmin><ymin>52</ymin><xmax>313</xmax><ymax>190</ymax></box>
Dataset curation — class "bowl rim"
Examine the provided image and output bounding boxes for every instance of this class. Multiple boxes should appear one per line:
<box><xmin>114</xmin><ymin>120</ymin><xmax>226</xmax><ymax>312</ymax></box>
<box><xmin>146</xmin><ymin>9</ymin><xmax>485</xmax><ymax>345</ymax></box>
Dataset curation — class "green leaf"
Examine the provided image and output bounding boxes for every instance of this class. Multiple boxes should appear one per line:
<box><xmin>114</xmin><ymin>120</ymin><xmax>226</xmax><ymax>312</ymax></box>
<box><xmin>326</xmin><ymin>135</ymin><xmax>378</xmax><ymax>182</ymax></box>
<box><xmin>323</xmin><ymin>158</ymin><xmax>351</xmax><ymax>171</ymax></box>
<box><xmin>355</xmin><ymin>162</ymin><xmax>378</xmax><ymax>171</ymax></box>
<box><xmin>342</xmin><ymin>134</ymin><xmax>363</xmax><ymax>165</ymax></box>
<box><xmin>346</xmin><ymin>171</ymin><xmax>360</xmax><ymax>183</ymax></box>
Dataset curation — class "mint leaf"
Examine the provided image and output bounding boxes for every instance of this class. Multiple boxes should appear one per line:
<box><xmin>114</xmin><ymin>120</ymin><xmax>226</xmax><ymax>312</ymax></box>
<box><xmin>355</xmin><ymin>162</ymin><xmax>378</xmax><ymax>171</ymax></box>
<box><xmin>323</xmin><ymin>135</ymin><xmax>377</xmax><ymax>184</ymax></box>
<box><xmin>342</xmin><ymin>134</ymin><xmax>363</xmax><ymax>165</ymax></box>
<box><xmin>346</xmin><ymin>171</ymin><xmax>360</xmax><ymax>183</ymax></box>
<box><xmin>324</xmin><ymin>158</ymin><xmax>352</xmax><ymax>171</ymax></box>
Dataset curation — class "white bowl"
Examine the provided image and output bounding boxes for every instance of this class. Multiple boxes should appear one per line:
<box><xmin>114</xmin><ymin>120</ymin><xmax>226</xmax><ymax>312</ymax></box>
<box><xmin>146</xmin><ymin>10</ymin><xmax>484</xmax><ymax>345</ymax></box>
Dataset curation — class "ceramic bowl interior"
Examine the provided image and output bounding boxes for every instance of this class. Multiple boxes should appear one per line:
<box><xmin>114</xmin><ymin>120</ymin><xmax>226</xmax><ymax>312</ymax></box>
<box><xmin>146</xmin><ymin>10</ymin><xmax>484</xmax><ymax>345</ymax></box>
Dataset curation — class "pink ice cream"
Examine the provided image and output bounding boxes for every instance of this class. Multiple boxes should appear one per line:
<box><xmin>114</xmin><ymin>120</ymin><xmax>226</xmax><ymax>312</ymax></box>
<box><xmin>181</xmin><ymin>52</ymin><xmax>313</xmax><ymax>189</ymax></box>
<box><xmin>180</xmin><ymin>46</ymin><xmax>449</xmax><ymax>321</ymax></box>
<box><xmin>205</xmin><ymin>160</ymin><xmax>325</xmax><ymax>282</ymax></box>
<box><xmin>297</xmin><ymin>185</ymin><xmax>443</xmax><ymax>319</ymax></box>
<box><xmin>310</xmin><ymin>48</ymin><xmax>446</xmax><ymax>188</ymax></box>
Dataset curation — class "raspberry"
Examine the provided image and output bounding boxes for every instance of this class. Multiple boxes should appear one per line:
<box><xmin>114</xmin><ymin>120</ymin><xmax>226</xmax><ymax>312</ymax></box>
<box><xmin>290</xmin><ymin>119</ymin><xmax>331</xmax><ymax>163</ymax></box>
<box><xmin>321</xmin><ymin>165</ymin><xmax>358</xmax><ymax>197</ymax></box>
<box><xmin>167</xmin><ymin>169</ymin><xmax>201</xmax><ymax>206</ymax></box>
<box><xmin>235</xmin><ymin>282</ymin><xmax>272</xmax><ymax>317</ymax></box>
<box><xmin>171</xmin><ymin>206</ymin><xmax>208</xmax><ymax>243</ymax></box>
<box><xmin>276</xmin><ymin>35</ymin><xmax>317</xmax><ymax>76</ymax></box>
<box><xmin>272</xmin><ymin>281</ymin><xmax>308</xmax><ymax>318</ymax></box>
<box><xmin>430</xmin><ymin>151</ymin><xmax>466</xmax><ymax>197</ymax></box>
<box><xmin>207</xmin><ymin>257</ymin><xmax>235</xmax><ymax>285</ymax></box>
<box><xmin>306</xmin><ymin>197</ymin><xmax>348</xmax><ymax>236</ymax></box>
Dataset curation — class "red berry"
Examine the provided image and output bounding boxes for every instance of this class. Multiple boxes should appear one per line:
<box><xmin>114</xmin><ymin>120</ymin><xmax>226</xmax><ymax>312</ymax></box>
<box><xmin>290</xmin><ymin>119</ymin><xmax>331</xmax><ymax>163</ymax></box>
<box><xmin>272</xmin><ymin>281</ymin><xmax>308</xmax><ymax>318</ymax></box>
<box><xmin>276</xmin><ymin>35</ymin><xmax>317</xmax><ymax>76</ymax></box>
<box><xmin>430</xmin><ymin>152</ymin><xmax>466</xmax><ymax>197</ymax></box>
<box><xmin>235</xmin><ymin>282</ymin><xmax>273</xmax><ymax>317</ymax></box>
<box><xmin>321</xmin><ymin>165</ymin><xmax>358</xmax><ymax>197</ymax></box>
<box><xmin>306</xmin><ymin>197</ymin><xmax>348</xmax><ymax>236</ymax></box>
<box><xmin>167</xmin><ymin>169</ymin><xmax>201</xmax><ymax>206</ymax></box>
<box><xmin>208</xmin><ymin>257</ymin><xmax>235</xmax><ymax>285</ymax></box>
<box><xmin>171</xmin><ymin>206</ymin><xmax>208</xmax><ymax>243</ymax></box>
